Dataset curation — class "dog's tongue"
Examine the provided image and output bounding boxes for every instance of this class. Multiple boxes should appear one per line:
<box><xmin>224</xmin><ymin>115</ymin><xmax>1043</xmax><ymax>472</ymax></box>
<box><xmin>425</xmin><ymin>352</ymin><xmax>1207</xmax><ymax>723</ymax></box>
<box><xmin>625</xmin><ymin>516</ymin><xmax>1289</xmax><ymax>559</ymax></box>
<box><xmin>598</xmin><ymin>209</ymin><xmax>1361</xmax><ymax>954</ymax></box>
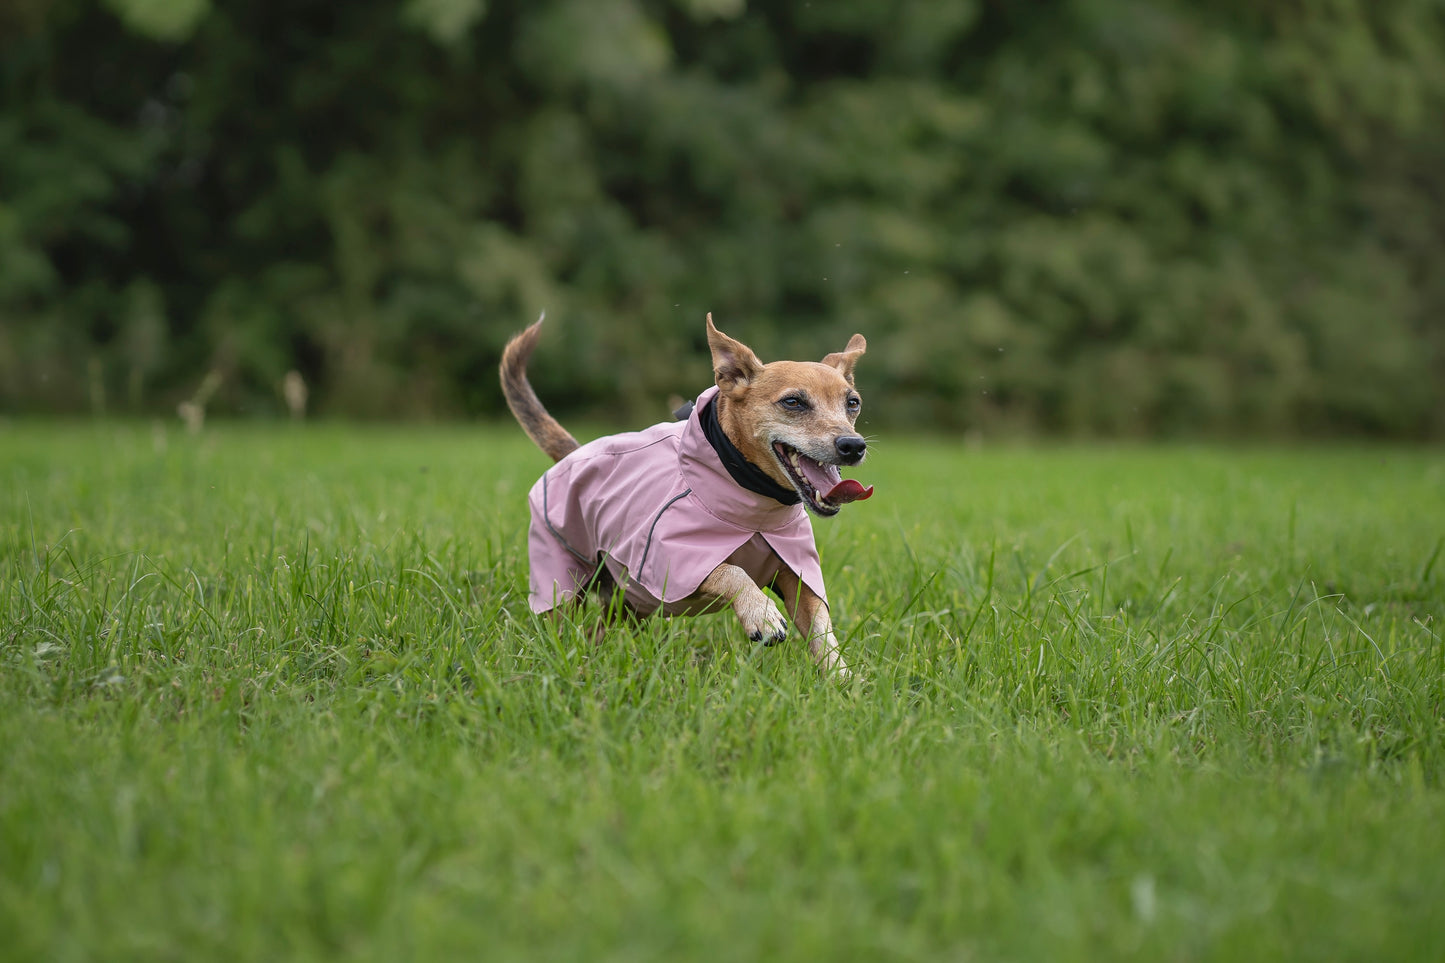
<box><xmin>826</xmin><ymin>478</ymin><xmax>873</xmax><ymax>503</ymax></box>
<box><xmin>797</xmin><ymin>457</ymin><xmax>874</xmax><ymax>505</ymax></box>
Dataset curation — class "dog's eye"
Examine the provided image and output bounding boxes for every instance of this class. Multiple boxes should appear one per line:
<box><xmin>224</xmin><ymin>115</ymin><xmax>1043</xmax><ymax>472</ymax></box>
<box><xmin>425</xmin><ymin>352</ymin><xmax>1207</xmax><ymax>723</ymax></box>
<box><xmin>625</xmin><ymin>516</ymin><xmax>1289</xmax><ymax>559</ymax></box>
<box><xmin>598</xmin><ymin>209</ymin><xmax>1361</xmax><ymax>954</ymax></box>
<box><xmin>779</xmin><ymin>396</ymin><xmax>807</xmax><ymax>411</ymax></box>
<box><xmin>846</xmin><ymin>395</ymin><xmax>861</xmax><ymax>412</ymax></box>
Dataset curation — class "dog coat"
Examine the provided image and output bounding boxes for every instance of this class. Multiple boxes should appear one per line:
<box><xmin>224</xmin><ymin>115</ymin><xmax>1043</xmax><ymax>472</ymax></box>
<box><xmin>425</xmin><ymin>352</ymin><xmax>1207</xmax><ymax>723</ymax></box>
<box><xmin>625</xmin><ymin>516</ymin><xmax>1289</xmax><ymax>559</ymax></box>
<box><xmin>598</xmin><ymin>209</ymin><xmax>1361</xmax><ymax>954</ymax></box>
<box><xmin>526</xmin><ymin>385</ymin><xmax>827</xmax><ymax>616</ymax></box>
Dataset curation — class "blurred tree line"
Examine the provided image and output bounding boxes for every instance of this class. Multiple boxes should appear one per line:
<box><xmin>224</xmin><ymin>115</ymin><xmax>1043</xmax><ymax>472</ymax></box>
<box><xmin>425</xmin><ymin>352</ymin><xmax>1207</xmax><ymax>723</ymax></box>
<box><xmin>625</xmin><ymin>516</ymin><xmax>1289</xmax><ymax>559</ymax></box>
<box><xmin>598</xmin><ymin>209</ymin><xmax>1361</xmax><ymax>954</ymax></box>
<box><xmin>2</xmin><ymin>0</ymin><xmax>1443</xmax><ymax>436</ymax></box>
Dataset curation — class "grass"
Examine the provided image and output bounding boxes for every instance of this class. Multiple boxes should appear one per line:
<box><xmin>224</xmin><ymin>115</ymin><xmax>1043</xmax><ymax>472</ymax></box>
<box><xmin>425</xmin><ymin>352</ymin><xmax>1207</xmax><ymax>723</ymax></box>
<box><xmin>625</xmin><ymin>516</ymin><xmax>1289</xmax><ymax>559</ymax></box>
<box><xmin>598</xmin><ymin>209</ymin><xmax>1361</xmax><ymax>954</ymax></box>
<box><xmin>1</xmin><ymin>419</ymin><xmax>1442</xmax><ymax>961</ymax></box>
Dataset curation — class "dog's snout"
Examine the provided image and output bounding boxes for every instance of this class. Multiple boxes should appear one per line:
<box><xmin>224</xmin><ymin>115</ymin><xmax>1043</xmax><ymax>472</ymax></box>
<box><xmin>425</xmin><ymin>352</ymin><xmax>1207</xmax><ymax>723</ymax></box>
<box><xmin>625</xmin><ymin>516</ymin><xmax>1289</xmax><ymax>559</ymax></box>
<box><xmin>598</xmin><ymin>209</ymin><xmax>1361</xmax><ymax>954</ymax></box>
<box><xmin>835</xmin><ymin>434</ymin><xmax>866</xmax><ymax>462</ymax></box>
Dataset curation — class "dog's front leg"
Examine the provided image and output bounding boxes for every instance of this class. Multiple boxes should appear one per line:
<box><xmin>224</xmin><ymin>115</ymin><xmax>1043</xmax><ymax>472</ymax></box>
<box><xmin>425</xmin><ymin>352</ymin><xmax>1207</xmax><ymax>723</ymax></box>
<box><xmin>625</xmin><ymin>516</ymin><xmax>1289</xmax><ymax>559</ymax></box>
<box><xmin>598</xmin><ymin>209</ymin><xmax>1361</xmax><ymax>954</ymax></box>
<box><xmin>773</xmin><ymin>570</ymin><xmax>850</xmax><ymax>678</ymax></box>
<box><xmin>696</xmin><ymin>564</ymin><xmax>788</xmax><ymax>644</ymax></box>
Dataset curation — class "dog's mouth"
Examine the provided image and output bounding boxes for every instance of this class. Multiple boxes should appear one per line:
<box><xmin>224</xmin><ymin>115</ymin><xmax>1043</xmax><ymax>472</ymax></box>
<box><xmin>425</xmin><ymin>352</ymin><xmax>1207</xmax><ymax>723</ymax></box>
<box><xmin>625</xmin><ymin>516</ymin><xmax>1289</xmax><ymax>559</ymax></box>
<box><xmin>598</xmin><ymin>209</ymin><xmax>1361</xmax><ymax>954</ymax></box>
<box><xmin>771</xmin><ymin>443</ymin><xmax>874</xmax><ymax>517</ymax></box>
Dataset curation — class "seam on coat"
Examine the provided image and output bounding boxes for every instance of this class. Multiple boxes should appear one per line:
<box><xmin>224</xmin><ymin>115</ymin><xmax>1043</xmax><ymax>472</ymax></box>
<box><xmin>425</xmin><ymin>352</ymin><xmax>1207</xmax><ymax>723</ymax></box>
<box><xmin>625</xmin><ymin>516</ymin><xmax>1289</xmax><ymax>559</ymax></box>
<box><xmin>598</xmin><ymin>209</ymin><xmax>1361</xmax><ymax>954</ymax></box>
<box><xmin>637</xmin><ymin>488</ymin><xmax>693</xmax><ymax>578</ymax></box>
<box><xmin>572</xmin><ymin>433</ymin><xmax>678</xmax><ymax>460</ymax></box>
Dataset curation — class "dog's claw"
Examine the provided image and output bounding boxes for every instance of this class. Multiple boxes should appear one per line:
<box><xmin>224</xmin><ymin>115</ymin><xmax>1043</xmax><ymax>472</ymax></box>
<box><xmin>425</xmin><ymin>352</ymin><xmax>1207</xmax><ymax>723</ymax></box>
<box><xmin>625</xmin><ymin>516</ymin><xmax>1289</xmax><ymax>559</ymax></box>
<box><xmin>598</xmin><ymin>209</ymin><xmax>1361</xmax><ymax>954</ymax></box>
<box><xmin>748</xmin><ymin>622</ymin><xmax>788</xmax><ymax>646</ymax></box>
<box><xmin>740</xmin><ymin>597</ymin><xmax>788</xmax><ymax>646</ymax></box>
<box><xmin>754</xmin><ymin>620</ymin><xmax>789</xmax><ymax>646</ymax></box>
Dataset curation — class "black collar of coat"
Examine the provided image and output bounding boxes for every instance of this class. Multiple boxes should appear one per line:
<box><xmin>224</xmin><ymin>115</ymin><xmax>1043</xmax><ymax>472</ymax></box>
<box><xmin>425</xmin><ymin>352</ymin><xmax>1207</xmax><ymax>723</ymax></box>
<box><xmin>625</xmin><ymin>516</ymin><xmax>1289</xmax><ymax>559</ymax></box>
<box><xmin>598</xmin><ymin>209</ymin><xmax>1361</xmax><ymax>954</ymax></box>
<box><xmin>697</xmin><ymin>396</ymin><xmax>801</xmax><ymax>506</ymax></box>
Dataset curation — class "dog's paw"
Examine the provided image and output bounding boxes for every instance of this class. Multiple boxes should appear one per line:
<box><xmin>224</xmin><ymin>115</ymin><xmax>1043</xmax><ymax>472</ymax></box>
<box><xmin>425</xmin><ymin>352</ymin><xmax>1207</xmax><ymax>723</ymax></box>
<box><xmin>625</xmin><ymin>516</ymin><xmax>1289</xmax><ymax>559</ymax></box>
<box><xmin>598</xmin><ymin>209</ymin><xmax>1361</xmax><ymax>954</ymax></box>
<box><xmin>739</xmin><ymin>597</ymin><xmax>788</xmax><ymax>646</ymax></box>
<box><xmin>808</xmin><ymin>631</ymin><xmax>850</xmax><ymax>678</ymax></box>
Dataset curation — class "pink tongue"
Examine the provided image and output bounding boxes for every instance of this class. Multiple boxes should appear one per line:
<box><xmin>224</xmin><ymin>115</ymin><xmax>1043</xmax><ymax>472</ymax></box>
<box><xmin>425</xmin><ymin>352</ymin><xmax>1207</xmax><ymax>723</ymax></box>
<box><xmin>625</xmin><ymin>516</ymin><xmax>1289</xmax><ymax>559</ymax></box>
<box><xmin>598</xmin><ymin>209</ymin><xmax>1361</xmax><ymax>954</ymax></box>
<box><xmin>797</xmin><ymin>456</ymin><xmax>873</xmax><ymax>505</ymax></box>
<box><xmin>826</xmin><ymin>478</ymin><xmax>874</xmax><ymax>503</ymax></box>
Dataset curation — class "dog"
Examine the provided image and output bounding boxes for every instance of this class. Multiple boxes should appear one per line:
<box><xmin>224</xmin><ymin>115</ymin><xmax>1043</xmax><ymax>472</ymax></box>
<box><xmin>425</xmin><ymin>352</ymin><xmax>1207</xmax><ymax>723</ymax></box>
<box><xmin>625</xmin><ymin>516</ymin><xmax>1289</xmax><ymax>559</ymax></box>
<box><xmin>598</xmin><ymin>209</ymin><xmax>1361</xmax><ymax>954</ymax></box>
<box><xmin>500</xmin><ymin>313</ymin><xmax>871</xmax><ymax>676</ymax></box>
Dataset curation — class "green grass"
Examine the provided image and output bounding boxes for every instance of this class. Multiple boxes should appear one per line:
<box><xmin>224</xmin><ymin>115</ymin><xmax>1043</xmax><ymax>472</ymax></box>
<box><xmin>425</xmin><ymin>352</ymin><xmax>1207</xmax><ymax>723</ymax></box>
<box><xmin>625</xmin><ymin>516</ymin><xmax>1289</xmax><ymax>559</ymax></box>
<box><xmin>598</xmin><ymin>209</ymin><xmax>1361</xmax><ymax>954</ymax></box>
<box><xmin>2</xmin><ymin>420</ymin><xmax>1443</xmax><ymax>961</ymax></box>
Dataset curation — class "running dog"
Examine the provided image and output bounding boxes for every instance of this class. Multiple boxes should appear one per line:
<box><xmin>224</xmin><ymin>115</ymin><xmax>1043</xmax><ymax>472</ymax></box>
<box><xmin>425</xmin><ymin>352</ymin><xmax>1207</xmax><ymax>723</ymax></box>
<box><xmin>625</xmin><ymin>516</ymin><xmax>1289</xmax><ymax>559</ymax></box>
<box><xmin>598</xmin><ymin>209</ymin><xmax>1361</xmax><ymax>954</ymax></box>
<box><xmin>500</xmin><ymin>313</ymin><xmax>871</xmax><ymax>676</ymax></box>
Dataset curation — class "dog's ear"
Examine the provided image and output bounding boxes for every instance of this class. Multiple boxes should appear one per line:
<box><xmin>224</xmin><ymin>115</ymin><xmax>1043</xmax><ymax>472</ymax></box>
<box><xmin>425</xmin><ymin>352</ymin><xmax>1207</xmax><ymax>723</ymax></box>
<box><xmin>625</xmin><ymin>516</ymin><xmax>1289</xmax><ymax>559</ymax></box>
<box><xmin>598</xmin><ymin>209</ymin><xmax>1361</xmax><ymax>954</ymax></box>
<box><xmin>821</xmin><ymin>334</ymin><xmax>867</xmax><ymax>385</ymax></box>
<box><xmin>706</xmin><ymin>313</ymin><xmax>765</xmax><ymax>393</ymax></box>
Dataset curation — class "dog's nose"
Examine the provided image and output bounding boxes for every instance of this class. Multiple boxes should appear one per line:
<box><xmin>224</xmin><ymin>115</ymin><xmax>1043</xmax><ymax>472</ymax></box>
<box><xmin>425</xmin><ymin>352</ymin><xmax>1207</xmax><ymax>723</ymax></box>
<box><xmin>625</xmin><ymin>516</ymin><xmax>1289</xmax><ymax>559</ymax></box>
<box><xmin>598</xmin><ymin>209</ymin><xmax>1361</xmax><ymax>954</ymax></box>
<box><xmin>835</xmin><ymin>434</ymin><xmax>866</xmax><ymax>462</ymax></box>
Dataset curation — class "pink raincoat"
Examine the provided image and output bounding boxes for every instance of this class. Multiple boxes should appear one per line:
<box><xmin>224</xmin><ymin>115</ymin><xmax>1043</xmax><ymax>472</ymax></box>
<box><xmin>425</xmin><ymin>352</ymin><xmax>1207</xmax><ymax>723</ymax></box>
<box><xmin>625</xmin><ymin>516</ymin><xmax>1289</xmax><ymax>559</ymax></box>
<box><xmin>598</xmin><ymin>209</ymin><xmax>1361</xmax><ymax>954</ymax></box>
<box><xmin>526</xmin><ymin>386</ymin><xmax>826</xmax><ymax>615</ymax></box>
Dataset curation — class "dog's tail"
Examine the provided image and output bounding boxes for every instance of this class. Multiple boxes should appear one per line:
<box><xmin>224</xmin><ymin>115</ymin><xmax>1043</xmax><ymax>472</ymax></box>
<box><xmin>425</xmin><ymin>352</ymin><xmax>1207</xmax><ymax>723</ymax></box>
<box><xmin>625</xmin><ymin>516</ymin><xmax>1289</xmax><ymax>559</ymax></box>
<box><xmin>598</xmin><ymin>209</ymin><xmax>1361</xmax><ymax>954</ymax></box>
<box><xmin>500</xmin><ymin>313</ymin><xmax>580</xmax><ymax>463</ymax></box>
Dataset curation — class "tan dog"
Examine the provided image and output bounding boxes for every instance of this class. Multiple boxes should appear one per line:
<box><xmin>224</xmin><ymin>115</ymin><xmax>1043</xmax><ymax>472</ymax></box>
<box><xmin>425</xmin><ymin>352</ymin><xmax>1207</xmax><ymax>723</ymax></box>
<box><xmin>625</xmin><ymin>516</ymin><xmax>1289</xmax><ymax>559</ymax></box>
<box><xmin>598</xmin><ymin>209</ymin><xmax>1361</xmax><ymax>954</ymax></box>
<box><xmin>501</xmin><ymin>313</ymin><xmax>871</xmax><ymax>676</ymax></box>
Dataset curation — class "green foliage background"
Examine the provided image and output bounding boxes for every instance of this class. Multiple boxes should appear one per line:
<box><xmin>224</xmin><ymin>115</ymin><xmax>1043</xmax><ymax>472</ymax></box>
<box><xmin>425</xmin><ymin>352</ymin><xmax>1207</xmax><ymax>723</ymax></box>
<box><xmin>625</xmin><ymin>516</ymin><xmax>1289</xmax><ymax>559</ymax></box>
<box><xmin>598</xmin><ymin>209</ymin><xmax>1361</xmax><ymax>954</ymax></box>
<box><xmin>2</xmin><ymin>0</ymin><xmax>1443</xmax><ymax>435</ymax></box>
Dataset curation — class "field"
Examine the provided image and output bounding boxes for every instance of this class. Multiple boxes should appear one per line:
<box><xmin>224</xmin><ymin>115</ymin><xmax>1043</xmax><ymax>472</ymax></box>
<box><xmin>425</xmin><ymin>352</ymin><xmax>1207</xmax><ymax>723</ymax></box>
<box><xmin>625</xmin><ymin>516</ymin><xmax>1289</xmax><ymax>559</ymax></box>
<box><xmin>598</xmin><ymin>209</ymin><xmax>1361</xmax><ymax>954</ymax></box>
<box><xmin>2</xmin><ymin>420</ymin><xmax>1443</xmax><ymax>961</ymax></box>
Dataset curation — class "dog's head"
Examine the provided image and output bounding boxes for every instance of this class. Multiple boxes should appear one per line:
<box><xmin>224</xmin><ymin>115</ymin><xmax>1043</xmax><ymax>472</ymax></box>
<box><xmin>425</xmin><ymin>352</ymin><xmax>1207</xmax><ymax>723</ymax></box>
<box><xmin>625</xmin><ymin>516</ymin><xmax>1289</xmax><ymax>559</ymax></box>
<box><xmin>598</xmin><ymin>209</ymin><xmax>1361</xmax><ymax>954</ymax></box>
<box><xmin>706</xmin><ymin>313</ymin><xmax>873</xmax><ymax>517</ymax></box>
